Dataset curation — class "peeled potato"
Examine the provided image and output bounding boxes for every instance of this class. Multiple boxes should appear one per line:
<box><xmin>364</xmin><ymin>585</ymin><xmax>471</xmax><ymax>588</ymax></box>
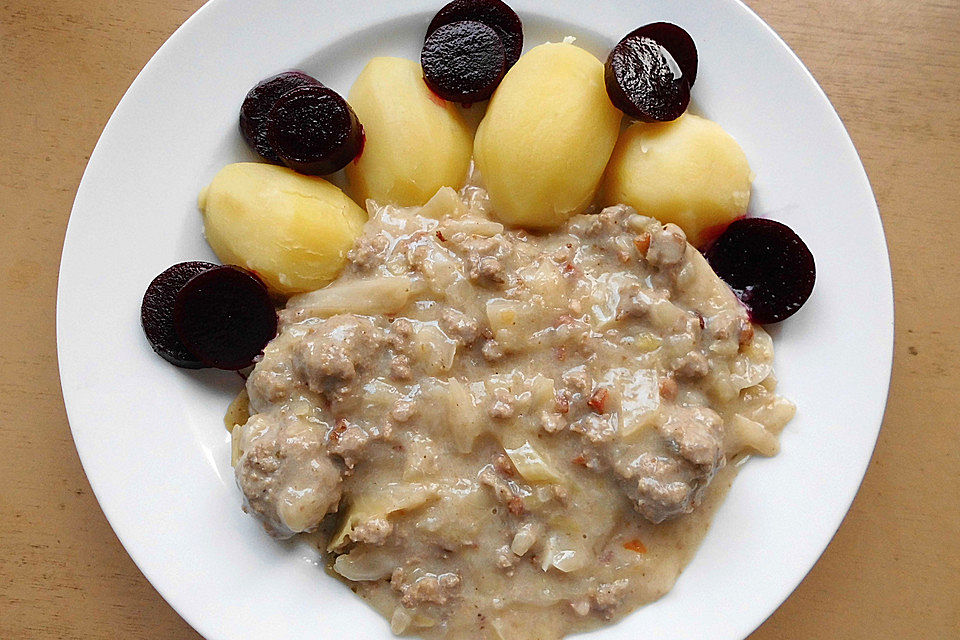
<box><xmin>602</xmin><ymin>114</ymin><xmax>752</xmax><ymax>247</ymax></box>
<box><xmin>474</xmin><ymin>42</ymin><xmax>622</xmax><ymax>228</ymax></box>
<box><xmin>346</xmin><ymin>57</ymin><xmax>473</xmax><ymax>207</ymax></box>
<box><xmin>199</xmin><ymin>163</ymin><xmax>366</xmax><ymax>295</ymax></box>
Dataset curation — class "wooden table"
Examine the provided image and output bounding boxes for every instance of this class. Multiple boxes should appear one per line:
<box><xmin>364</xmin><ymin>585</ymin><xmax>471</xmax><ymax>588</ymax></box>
<box><xmin>2</xmin><ymin>1</ymin><xmax>958</xmax><ymax>638</ymax></box>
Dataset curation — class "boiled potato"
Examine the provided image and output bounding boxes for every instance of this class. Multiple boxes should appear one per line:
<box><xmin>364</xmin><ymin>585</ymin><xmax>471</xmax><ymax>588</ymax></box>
<box><xmin>199</xmin><ymin>163</ymin><xmax>366</xmax><ymax>295</ymax></box>
<box><xmin>601</xmin><ymin>114</ymin><xmax>752</xmax><ymax>247</ymax></box>
<box><xmin>346</xmin><ymin>57</ymin><xmax>473</xmax><ymax>207</ymax></box>
<box><xmin>474</xmin><ymin>42</ymin><xmax>622</xmax><ymax>228</ymax></box>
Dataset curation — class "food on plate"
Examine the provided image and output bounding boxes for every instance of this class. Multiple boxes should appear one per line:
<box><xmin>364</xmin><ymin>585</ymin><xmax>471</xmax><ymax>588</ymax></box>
<box><xmin>473</xmin><ymin>41</ymin><xmax>622</xmax><ymax>228</ymax></box>
<box><xmin>232</xmin><ymin>184</ymin><xmax>795</xmax><ymax>638</ymax></box>
<box><xmin>198</xmin><ymin>162</ymin><xmax>367</xmax><ymax>295</ymax></box>
<box><xmin>601</xmin><ymin>114</ymin><xmax>752</xmax><ymax>247</ymax></box>
<box><xmin>604</xmin><ymin>23</ymin><xmax>697</xmax><ymax>122</ymax></box>
<box><xmin>137</xmin><ymin>5</ymin><xmax>820</xmax><ymax>637</ymax></box>
<box><xmin>265</xmin><ymin>85</ymin><xmax>364</xmax><ymax>175</ymax></box>
<box><xmin>140</xmin><ymin>261</ymin><xmax>217</xmax><ymax>368</ymax></box>
<box><xmin>705</xmin><ymin>217</ymin><xmax>816</xmax><ymax>323</ymax></box>
<box><xmin>173</xmin><ymin>265</ymin><xmax>277</xmax><ymax>370</ymax></box>
<box><xmin>345</xmin><ymin>57</ymin><xmax>473</xmax><ymax>207</ymax></box>
<box><xmin>427</xmin><ymin>0</ymin><xmax>524</xmax><ymax>68</ymax></box>
<box><xmin>421</xmin><ymin>20</ymin><xmax>507</xmax><ymax>103</ymax></box>
<box><xmin>239</xmin><ymin>71</ymin><xmax>321</xmax><ymax>163</ymax></box>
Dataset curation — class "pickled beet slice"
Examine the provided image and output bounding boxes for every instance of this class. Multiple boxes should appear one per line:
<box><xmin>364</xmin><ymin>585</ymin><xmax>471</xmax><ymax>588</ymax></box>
<box><xmin>705</xmin><ymin>218</ymin><xmax>816</xmax><ymax>324</ymax></box>
<box><xmin>629</xmin><ymin>22</ymin><xmax>698</xmax><ymax>86</ymax></box>
<box><xmin>422</xmin><ymin>21</ymin><xmax>507</xmax><ymax>103</ymax></box>
<box><xmin>141</xmin><ymin>261</ymin><xmax>217</xmax><ymax>368</ymax></box>
<box><xmin>427</xmin><ymin>0</ymin><xmax>523</xmax><ymax>68</ymax></box>
<box><xmin>605</xmin><ymin>24</ymin><xmax>695</xmax><ymax>122</ymax></box>
<box><xmin>173</xmin><ymin>266</ymin><xmax>278</xmax><ymax>370</ymax></box>
<box><xmin>265</xmin><ymin>85</ymin><xmax>364</xmax><ymax>175</ymax></box>
<box><xmin>239</xmin><ymin>71</ymin><xmax>321</xmax><ymax>162</ymax></box>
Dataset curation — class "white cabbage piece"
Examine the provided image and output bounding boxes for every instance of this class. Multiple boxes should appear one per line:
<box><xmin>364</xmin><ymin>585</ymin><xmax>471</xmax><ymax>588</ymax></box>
<box><xmin>333</xmin><ymin>547</ymin><xmax>397</xmax><ymax>582</ymax></box>
<box><xmin>446</xmin><ymin>379</ymin><xmax>484</xmax><ymax>454</ymax></box>
<box><xmin>728</xmin><ymin>414</ymin><xmax>780</xmax><ymax>457</ymax></box>
<box><xmin>505</xmin><ymin>441</ymin><xmax>564</xmax><ymax>484</ymax></box>
<box><xmin>286</xmin><ymin>276</ymin><xmax>413</xmax><ymax>320</ymax></box>
<box><xmin>328</xmin><ymin>483</ymin><xmax>437</xmax><ymax>551</ymax></box>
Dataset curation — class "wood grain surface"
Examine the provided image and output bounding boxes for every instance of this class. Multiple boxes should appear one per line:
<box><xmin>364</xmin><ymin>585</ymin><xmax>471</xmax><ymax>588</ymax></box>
<box><xmin>1</xmin><ymin>1</ymin><xmax>958</xmax><ymax>638</ymax></box>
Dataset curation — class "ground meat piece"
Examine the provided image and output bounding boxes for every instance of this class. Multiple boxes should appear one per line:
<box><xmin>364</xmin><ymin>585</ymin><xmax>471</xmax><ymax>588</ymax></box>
<box><xmin>592</xmin><ymin>579</ymin><xmax>629</xmax><ymax>619</ymax></box>
<box><xmin>613</xmin><ymin>406</ymin><xmax>725</xmax><ymax>523</ymax></box>
<box><xmin>478</xmin><ymin>465</ymin><xmax>521</xmax><ymax>504</ymax></box>
<box><xmin>245</xmin><ymin>360</ymin><xmax>297</xmax><ymax>411</ymax></box>
<box><xmin>493</xmin><ymin>454</ymin><xmax>516</xmax><ymax>476</ymax></box>
<box><xmin>327</xmin><ymin>420</ymin><xmax>371</xmax><ymax>469</ymax></box>
<box><xmin>348</xmin><ymin>234</ymin><xmax>389</xmax><ymax>269</ymax></box>
<box><xmin>619</xmin><ymin>453</ymin><xmax>697</xmax><ymax>523</ymax></box>
<box><xmin>459</xmin><ymin>236</ymin><xmax>509</xmax><ymax>286</ymax></box>
<box><xmin>561</xmin><ymin>366</ymin><xmax>592</xmax><ymax>393</ymax></box>
<box><xmin>234</xmin><ymin>411</ymin><xmax>342</xmax><ymax>538</ymax></box>
<box><xmin>392</xmin><ymin>570</ymin><xmax>461</xmax><ymax>608</ymax></box>
<box><xmin>481</xmin><ymin>339</ymin><xmax>504</xmax><ymax>362</ymax></box>
<box><xmin>539</xmin><ymin>410</ymin><xmax>566</xmax><ymax>433</ymax></box>
<box><xmin>439</xmin><ymin>307</ymin><xmax>482</xmax><ymax>346</ymax></box>
<box><xmin>670</xmin><ymin>351</ymin><xmax>709</xmax><ymax>379</ymax></box>
<box><xmin>583</xmin><ymin>205</ymin><xmax>633</xmax><ymax>237</ymax></box>
<box><xmin>488</xmin><ymin>387</ymin><xmax>515</xmax><ymax>419</ymax></box>
<box><xmin>659</xmin><ymin>376</ymin><xmax>679</xmax><ymax>400</ymax></box>
<box><xmin>616</xmin><ymin>283</ymin><xmax>655</xmax><ymax>319</ymax></box>
<box><xmin>659</xmin><ymin>406</ymin><xmax>724</xmax><ymax>468</ymax></box>
<box><xmin>292</xmin><ymin>315</ymin><xmax>384</xmax><ymax>399</ymax></box>
<box><xmin>570</xmin><ymin>413</ymin><xmax>618</xmax><ymax>443</ymax></box>
<box><xmin>350</xmin><ymin>517</ymin><xmax>393</xmax><ymax>545</ymax></box>
<box><xmin>646</xmin><ymin>223</ymin><xmax>687</xmax><ymax>268</ymax></box>
<box><xmin>389</xmin><ymin>354</ymin><xmax>413</xmax><ymax>381</ymax></box>
<box><xmin>391</xmin><ymin>399</ymin><xmax>417</xmax><ymax>422</ymax></box>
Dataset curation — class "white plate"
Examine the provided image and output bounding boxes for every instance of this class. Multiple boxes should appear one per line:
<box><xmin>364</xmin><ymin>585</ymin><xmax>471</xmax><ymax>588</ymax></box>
<box><xmin>57</xmin><ymin>1</ymin><xmax>893</xmax><ymax>638</ymax></box>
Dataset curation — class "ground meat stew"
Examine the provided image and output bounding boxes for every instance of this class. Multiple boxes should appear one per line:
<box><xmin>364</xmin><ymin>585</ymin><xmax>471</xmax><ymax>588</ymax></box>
<box><xmin>232</xmin><ymin>181</ymin><xmax>795</xmax><ymax>639</ymax></box>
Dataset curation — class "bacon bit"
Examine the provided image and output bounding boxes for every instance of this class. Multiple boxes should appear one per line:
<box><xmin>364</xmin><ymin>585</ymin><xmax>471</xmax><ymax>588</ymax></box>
<box><xmin>555</xmin><ymin>391</ymin><xmax>570</xmax><ymax>414</ymax></box>
<box><xmin>571</xmin><ymin>455</ymin><xmax>587</xmax><ymax>467</ymax></box>
<box><xmin>696</xmin><ymin>312</ymin><xmax>705</xmax><ymax>330</ymax></box>
<box><xmin>659</xmin><ymin>377</ymin><xmax>678</xmax><ymax>400</ymax></box>
<box><xmin>739</xmin><ymin>321</ymin><xmax>755</xmax><ymax>348</ymax></box>
<box><xmin>563</xmin><ymin>262</ymin><xmax>577</xmax><ymax>275</ymax></box>
<box><xmin>633</xmin><ymin>233</ymin><xmax>651</xmax><ymax>256</ymax></box>
<box><xmin>507</xmin><ymin>497</ymin><xmax>525</xmax><ymax>516</ymax></box>
<box><xmin>623</xmin><ymin>539</ymin><xmax>647</xmax><ymax>553</ymax></box>
<box><xmin>588</xmin><ymin>387</ymin><xmax>609</xmax><ymax>413</ymax></box>
<box><xmin>554</xmin><ymin>346</ymin><xmax>567</xmax><ymax>362</ymax></box>
<box><xmin>330</xmin><ymin>418</ymin><xmax>349</xmax><ymax>442</ymax></box>
<box><xmin>436</xmin><ymin>230</ymin><xmax>446</xmax><ymax>242</ymax></box>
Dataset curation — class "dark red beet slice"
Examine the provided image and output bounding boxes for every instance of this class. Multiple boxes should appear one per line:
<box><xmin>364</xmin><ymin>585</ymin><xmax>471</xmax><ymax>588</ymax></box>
<box><xmin>427</xmin><ymin>0</ymin><xmax>523</xmax><ymax>68</ymax></box>
<box><xmin>265</xmin><ymin>85</ymin><xmax>364</xmax><ymax>175</ymax></box>
<box><xmin>629</xmin><ymin>22</ymin><xmax>697</xmax><ymax>86</ymax></box>
<box><xmin>605</xmin><ymin>23</ymin><xmax>696</xmax><ymax>122</ymax></box>
<box><xmin>705</xmin><ymin>218</ymin><xmax>816</xmax><ymax>324</ymax></box>
<box><xmin>173</xmin><ymin>266</ymin><xmax>278</xmax><ymax>370</ymax></box>
<box><xmin>422</xmin><ymin>21</ymin><xmax>507</xmax><ymax>103</ymax></box>
<box><xmin>141</xmin><ymin>261</ymin><xmax>217</xmax><ymax>368</ymax></box>
<box><xmin>239</xmin><ymin>71</ymin><xmax>321</xmax><ymax>163</ymax></box>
